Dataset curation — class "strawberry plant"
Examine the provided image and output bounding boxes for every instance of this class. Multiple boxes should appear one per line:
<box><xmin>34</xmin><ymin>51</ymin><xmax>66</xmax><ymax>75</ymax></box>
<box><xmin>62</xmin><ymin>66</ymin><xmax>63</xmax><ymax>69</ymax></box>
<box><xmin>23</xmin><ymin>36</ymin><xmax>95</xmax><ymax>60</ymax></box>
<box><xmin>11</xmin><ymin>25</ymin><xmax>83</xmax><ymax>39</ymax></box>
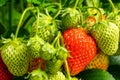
<box><xmin>0</xmin><ymin>0</ymin><xmax>120</xmax><ymax>80</ymax></box>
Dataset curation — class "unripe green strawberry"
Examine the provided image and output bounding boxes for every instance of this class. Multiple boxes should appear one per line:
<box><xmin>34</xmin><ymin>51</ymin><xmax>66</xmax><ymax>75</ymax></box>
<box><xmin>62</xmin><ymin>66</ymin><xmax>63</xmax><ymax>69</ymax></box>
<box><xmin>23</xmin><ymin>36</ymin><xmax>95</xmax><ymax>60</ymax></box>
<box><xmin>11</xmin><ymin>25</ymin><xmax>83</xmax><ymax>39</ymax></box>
<box><xmin>86</xmin><ymin>50</ymin><xmax>109</xmax><ymax>70</ymax></box>
<box><xmin>45</xmin><ymin>57</ymin><xmax>64</xmax><ymax>74</ymax></box>
<box><xmin>27</xmin><ymin>35</ymin><xmax>45</xmax><ymax>58</ymax></box>
<box><xmin>30</xmin><ymin>13</ymin><xmax>58</xmax><ymax>43</ymax></box>
<box><xmin>91</xmin><ymin>21</ymin><xmax>119</xmax><ymax>55</ymax></box>
<box><xmin>1</xmin><ymin>38</ymin><xmax>30</xmax><ymax>76</ymax></box>
<box><xmin>61</xmin><ymin>8</ymin><xmax>80</xmax><ymax>30</ymax></box>
<box><xmin>40</xmin><ymin>43</ymin><xmax>56</xmax><ymax>60</ymax></box>
<box><xmin>56</xmin><ymin>47</ymin><xmax>68</xmax><ymax>60</ymax></box>
<box><xmin>48</xmin><ymin>71</ymin><xmax>66</xmax><ymax>80</ymax></box>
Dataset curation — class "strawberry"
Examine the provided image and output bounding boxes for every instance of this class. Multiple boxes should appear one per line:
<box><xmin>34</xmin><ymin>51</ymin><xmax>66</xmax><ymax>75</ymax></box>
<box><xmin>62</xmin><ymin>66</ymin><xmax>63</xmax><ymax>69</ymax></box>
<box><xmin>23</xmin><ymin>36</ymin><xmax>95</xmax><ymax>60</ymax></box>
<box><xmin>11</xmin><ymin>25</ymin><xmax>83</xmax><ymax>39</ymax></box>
<box><xmin>84</xmin><ymin>16</ymin><xmax>96</xmax><ymax>27</ymax></box>
<box><xmin>40</xmin><ymin>43</ymin><xmax>56</xmax><ymax>60</ymax></box>
<box><xmin>1</xmin><ymin>38</ymin><xmax>30</xmax><ymax>76</ymax></box>
<box><xmin>30</xmin><ymin>12</ymin><xmax>58</xmax><ymax>43</ymax></box>
<box><xmin>86</xmin><ymin>50</ymin><xmax>109</xmax><ymax>70</ymax></box>
<box><xmin>84</xmin><ymin>16</ymin><xmax>96</xmax><ymax>33</ymax></box>
<box><xmin>62</xmin><ymin>28</ymin><xmax>97</xmax><ymax>76</ymax></box>
<box><xmin>0</xmin><ymin>53</ymin><xmax>13</xmax><ymax>80</ymax></box>
<box><xmin>28</xmin><ymin>58</ymin><xmax>41</xmax><ymax>72</ymax></box>
<box><xmin>61</xmin><ymin>0</ymin><xmax>80</xmax><ymax>30</ymax></box>
<box><xmin>61</xmin><ymin>8</ymin><xmax>80</xmax><ymax>30</ymax></box>
<box><xmin>91</xmin><ymin>21</ymin><xmax>119</xmax><ymax>55</ymax></box>
<box><xmin>48</xmin><ymin>71</ymin><xmax>66</xmax><ymax>80</ymax></box>
<box><xmin>114</xmin><ymin>15</ymin><xmax>120</xmax><ymax>42</ymax></box>
<box><xmin>27</xmin><ymin>35</ymin><xmax>45</xmax><ymax>58</ymax></box>
<box><xmin>45</xmin><ymin>56</ymin><xmax>64</xmax><ymax>74</ymax></box>
<box><xmin>107</xmin><ymin>0</ymin><xmax>120</xmax><ymax>42</ymax></box>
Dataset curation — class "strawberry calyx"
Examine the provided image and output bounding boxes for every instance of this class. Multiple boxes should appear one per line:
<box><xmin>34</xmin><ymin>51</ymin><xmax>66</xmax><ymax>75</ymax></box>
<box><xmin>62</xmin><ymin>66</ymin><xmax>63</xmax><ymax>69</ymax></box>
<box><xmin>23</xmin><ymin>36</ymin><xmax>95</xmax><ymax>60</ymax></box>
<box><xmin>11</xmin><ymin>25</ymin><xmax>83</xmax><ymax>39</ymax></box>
<box><xmin>26</xmin><ymin>64</ymin><xmax>48</xmax><ymax>80</ymax></box>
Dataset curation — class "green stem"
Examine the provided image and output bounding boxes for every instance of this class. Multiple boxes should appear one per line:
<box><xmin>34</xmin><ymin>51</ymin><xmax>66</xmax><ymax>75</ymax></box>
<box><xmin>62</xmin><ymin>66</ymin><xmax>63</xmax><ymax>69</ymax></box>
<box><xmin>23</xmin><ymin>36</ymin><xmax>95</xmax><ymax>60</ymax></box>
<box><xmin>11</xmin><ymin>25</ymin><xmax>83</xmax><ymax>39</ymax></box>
<box><xmin>53</xmin><ymin>3</ymin><xmax>62</xmax><ymax>19</ymax></box>
<box><xmin>74</xmin><ymin>0</ymin><xmax>79</xmax><ymax>9</ymax></box>
<box><xmin>87</xmin><ymin>7</ymin><xmax>102</xmax><ymax>15</ymax></box>
<box><xmin>15</xmin><ymin>7</ymin><xmax>34</xmax><ymax>38</ymax></box>
<box><xmin>65</xmin><ymin>60</ymin><xmax>71</xmax><ymax>80</ymax></box>
<box><xmin>79</xmin><ymin>9</ymin><xmax>84</xmax><ymax>26</ymax></box>
<box><xmin>52</xmin><ymin>31</ymin><xmax>61</xmax><ymax>48</ymax></box>
<box><xmin>108</xmin><ymin>0</ymin><xmax>116</xmax><ymax>13</ymax></box>
<box><xmin>35</xmin><ymin>7</ymin><xmax>40</xmax><ymax>36</ymax></box>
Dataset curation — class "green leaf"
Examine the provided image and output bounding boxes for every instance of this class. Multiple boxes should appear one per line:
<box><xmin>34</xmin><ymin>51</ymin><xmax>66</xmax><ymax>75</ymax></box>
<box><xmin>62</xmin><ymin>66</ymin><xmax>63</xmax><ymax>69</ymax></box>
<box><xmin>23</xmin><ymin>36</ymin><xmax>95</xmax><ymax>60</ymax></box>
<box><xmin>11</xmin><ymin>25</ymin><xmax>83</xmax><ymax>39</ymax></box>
<box><xmin>77</xmin><ymin>69</ymin><xmax>115</xmax><ymax>80</ymax></box>
<box><xmin>0</xmin><ymin>0</ymin><xmax>7</xmax><ymax>7</ymax></box>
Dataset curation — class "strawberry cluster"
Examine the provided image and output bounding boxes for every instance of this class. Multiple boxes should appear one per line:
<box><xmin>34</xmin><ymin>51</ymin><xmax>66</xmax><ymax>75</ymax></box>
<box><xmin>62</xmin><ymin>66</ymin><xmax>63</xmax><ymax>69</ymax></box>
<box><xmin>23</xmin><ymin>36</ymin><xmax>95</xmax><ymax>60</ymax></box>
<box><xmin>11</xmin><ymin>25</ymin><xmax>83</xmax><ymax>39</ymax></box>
<box><xmin>0</xmin><ymin>0</ymin><xmax>120</xmax><ymax>80</ymax></box>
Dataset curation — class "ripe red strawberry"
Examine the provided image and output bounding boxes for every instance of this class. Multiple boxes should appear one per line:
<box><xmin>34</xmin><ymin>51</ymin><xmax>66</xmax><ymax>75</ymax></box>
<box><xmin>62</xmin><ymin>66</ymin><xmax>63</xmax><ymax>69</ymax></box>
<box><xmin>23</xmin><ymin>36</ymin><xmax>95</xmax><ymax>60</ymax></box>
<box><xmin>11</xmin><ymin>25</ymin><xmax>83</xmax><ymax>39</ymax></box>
<box><xmin>62</xmin><ymin>28</ymin><xmax>97</xmax><ymax>76</ymax></box>
<box><xmin>86</xmin><ymin>50</ymin><xmax>109</xmax><ymax>70</ymax></box>
<box><xmin>0</xmin><ymin>52</ymin><xmax>13</xmax><ymax>80</ymax></box>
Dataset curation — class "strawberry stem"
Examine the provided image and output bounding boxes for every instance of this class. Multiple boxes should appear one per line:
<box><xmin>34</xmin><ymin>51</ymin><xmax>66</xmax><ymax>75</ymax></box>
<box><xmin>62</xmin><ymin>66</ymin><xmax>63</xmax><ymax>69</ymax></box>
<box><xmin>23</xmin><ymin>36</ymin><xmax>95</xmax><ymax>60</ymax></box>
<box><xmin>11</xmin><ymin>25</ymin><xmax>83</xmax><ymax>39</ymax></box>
<box><xmin>64</xmin><ymin>60</ymin><xmax>71</xmax><ymax>80</ymax></box>
<box><xmin>53</xmin><ymin>3</ymin><xmax>62</xmax><ymax>19</ymax></box>
<box><xmin>87</xmin><ymin>7</ymin><xmax>102</xmax><ymax>22</ymax></box>
<box><xmin>35</xmin><ymin>7</ymin><xmax>40</xmax><ymax>36</ymax></box>
<box><xmin>52</xmin><ymin>31</ymin><xmax>61</xmax><ymax>48</ymax></box>
<box><xmin>74</xmin><ymin>0</ymin><xmax>79</xmax><ymax>9</ymax></box>
<box><xmin>108</xmin><ymin>0</ymin><xmax>116</xmax><ymax>13</ymax></box>
<box><xmin>15</xmin><ymin>7</ymin><xmax>34</xmax><ymax>38</ymax></box>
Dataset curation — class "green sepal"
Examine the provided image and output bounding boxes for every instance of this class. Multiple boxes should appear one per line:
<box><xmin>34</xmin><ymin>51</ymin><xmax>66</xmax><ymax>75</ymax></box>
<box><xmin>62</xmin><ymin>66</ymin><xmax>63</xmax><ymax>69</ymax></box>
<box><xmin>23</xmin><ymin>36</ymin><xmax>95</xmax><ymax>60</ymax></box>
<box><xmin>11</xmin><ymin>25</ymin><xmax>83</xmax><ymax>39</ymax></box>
<box><xmin>27</xmin><ymin>68</ymin><xmax>48</xmax><ymax>80</ymax></box>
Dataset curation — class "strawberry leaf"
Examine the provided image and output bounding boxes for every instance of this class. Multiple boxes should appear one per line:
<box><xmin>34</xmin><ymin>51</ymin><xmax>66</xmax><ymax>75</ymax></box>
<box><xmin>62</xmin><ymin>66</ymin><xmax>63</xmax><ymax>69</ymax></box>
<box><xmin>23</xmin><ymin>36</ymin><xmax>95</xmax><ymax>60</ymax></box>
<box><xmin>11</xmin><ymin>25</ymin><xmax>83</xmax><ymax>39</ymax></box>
<box><xmin>77</xmin><ymin>69</ymin><xmax>115</xmax><ymax>80</ymax></box>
